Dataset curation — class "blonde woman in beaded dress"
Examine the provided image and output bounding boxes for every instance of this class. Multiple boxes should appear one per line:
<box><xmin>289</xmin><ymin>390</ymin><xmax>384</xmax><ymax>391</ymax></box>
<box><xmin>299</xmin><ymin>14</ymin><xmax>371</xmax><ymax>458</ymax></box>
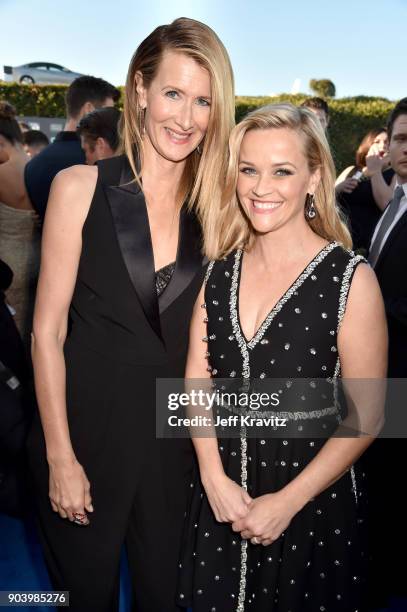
<box><xmin>0</xmin><ymin>102</ymin><xmax>40</xmax><ymax>351</ymax></box>
<box><xmin>178</xmin><ymin>104</ymin><xmax>387</xmax><ymax>611</ymax></box>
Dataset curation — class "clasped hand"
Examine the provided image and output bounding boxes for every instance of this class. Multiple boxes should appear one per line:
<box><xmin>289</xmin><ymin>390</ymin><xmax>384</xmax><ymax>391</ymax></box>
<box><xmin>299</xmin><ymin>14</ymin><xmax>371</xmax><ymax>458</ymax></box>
<box><xmin>203</xmin><ymin>472</ymin><xmax>298</xmax><ymax>546</ymax></box>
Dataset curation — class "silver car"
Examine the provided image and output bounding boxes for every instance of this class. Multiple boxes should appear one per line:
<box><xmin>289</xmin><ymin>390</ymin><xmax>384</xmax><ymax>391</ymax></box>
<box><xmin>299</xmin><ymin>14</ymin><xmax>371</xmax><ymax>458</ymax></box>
<box><xmin>3</xmin><ymin>62</ymin><xmax>83</xmax><ymax>85</ymax></box>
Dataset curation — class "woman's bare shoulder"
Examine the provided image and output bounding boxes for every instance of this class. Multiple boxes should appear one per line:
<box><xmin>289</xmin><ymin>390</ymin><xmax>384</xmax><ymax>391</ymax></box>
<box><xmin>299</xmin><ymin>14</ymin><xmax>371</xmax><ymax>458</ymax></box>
<box><xmin>44</xmin><ymin>165</ymin><xmax>98</xmax><ymax>228</ymax></box>
<box><xmin>53</xmin><ymin>164</ymin><xmax>98</xmax><ymax>192</ymax></box>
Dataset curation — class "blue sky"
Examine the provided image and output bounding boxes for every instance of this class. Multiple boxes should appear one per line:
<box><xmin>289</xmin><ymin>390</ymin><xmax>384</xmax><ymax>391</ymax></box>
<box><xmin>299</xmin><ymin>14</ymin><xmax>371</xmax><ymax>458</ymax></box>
<box><xmin>0</xmin><ymin>0</ymin><xmax>405</xmax><ymax>100</ymax></box>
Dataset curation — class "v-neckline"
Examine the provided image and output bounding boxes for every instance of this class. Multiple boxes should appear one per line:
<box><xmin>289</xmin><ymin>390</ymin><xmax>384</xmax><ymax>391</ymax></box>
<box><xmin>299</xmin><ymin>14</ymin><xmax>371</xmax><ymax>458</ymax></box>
<box><xmin>234</xmin><ymin>241</ymin><xmax>339</xmax><ymax>348</ymax></box>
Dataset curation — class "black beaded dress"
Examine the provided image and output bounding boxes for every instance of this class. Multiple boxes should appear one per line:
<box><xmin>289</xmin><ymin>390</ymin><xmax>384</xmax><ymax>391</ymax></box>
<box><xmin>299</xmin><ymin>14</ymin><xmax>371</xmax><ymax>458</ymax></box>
<box><xmin>178</xmin><ymin>242</ymin><xmax>369</xmax><ymax>612</ymax></box>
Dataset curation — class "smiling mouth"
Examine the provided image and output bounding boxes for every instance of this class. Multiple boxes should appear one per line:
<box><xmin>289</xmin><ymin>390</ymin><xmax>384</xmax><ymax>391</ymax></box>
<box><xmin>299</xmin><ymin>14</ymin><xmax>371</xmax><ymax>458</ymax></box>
<box><xmin>164</xmin><ymin>127</ymin><xmax>193</xmax><ymax>143</ymax></box>
<box><xmin>252</xmin><ymin>200</ymin><xmax>283</xmax><ymax>211</ymax></box>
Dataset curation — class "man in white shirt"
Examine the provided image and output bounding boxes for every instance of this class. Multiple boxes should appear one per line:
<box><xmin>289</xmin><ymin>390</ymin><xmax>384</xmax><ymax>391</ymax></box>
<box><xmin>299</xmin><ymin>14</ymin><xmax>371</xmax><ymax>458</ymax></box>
<box><xmin>366</xmin><ymin>97</ymin><xmax>407</xmax><ymax>606</ymax></box>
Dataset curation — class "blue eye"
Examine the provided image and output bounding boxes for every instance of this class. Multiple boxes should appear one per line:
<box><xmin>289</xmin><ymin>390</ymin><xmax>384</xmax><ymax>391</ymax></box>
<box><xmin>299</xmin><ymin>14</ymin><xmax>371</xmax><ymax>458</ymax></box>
<box><xmin>165</xmin><ymin>90</ymin><xmax>179</xmax><ymax>99</ymax></box>
<box><xmin>275</xmin><ymin>168</ymin><xmax>293</xmax><ymax>176</ymax></box>
<box><xmin>196</xmin><ymin>97</ymin><xmax>211</xmax><ymax>107</ymax></box>
<box><xmin>240</xmin><ymin>167</ymin><xmax>257</xmax><ymax>175</ymax></box>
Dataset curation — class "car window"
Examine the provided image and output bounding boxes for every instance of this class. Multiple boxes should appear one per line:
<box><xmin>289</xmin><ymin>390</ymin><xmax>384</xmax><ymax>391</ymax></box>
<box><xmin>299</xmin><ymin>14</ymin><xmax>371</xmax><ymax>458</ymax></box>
<box><xmin>48</xmin><ymin>66</ymin><xmax>62</xmax><ymax>72</ymax></box>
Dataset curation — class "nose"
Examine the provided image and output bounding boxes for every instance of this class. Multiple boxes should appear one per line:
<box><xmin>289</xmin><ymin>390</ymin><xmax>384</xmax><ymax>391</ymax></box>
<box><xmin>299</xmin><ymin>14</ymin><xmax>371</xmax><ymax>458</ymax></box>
<box><xmin>251</xmin><ymin>174</ymin><xmax>274</xmax><ymax>198</ymax></box>
<box><xmin>175</xmin><ymin>99</ymin><xmax>194</xmax><ymax>132</ymax></box>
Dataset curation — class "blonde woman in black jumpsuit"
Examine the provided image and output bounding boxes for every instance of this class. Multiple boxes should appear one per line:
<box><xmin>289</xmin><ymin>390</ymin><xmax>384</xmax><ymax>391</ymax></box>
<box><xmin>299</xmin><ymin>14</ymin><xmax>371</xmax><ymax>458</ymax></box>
<box><xmin>27</xmin><ymin>18</ymin><xmax>235</xmax><ymax>612</ymax></box>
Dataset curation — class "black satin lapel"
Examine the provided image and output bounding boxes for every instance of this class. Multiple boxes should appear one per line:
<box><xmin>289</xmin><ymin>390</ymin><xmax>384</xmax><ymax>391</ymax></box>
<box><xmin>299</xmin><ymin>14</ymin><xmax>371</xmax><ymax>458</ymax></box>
<box><xmin>375</xmin><ymin>211</ymin><xmax>407</xmax><ymax>271</ymax></box>
<box><xmin>159</xmin><ymin>208</ymin><xmax>204</xmax><ymax>313</ymax></box>
<box><xmin>105</xmin><ymin>183</ymin><xmax>162</xmax><ymax>340</ymax></box>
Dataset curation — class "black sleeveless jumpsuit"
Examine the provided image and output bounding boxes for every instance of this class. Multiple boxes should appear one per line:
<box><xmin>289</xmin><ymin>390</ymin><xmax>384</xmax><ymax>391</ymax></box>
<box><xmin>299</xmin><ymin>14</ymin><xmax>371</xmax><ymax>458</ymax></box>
<box><xmin>27</xmin><ymin>155</ymin><xmax>205</xmax><ymax>611</ymax></box>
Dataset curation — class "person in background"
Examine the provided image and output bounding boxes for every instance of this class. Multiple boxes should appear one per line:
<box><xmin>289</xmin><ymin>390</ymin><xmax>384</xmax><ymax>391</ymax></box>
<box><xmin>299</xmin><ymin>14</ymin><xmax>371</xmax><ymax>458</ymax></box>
<box><xmin>0</xmin><ymin>101</ymin><xmax>41</xmax><ymax>352</ymax></box>
<box><xmin>0</xmin><ymin>258</ymin><xmax>32</xmax><ymax>518</ymax></box>
<box><xmin>336</xmin><ymin>128</ymin><xmax>395</xmax><ymax>252</ymax></box>
<box><xmin>300</xmin><ymin>96</ymin><xmax>330</xmax><ymax>132</ymax></box>
<box><xmin>23</xmin><ymin>130</ymin><xmax>49</xmax><ymax>158</ymax></box>
<box><xmin>24</xmin><ymin>76</ymin><xmax>120</xmax><ymax>221</ymax></box>
<box><xmin>365</xmin><ymin>98</ymin><xmax>407</xmax><ymax>608</ymax></box>
<box><xmin>76</xmin><ymin>107</ymin><xmax>121</xmax><ymax>165</ymax></box>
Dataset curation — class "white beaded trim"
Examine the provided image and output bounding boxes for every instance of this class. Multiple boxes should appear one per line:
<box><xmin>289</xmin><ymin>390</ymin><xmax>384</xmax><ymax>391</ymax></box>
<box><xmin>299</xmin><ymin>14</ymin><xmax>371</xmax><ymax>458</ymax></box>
<box><xmin>230</xmin><ymin>250</ymin><xmax>250</xmax><ymax>378</ymax></box>
<box><xmin>231</xmin><ymin>242</ymin><xmax>340</xmax><ymax>350</ymax></box>
<box><xmin>230</xmin><ymin>251</ymin><xmax>250</xmax><ymax>611</ymax></box>
<box><xmin>336</xmin><ymin>254</ymin><xmax>365</xmax><ymax>505</ymax></box>
<box><xmin>350</xmin><ymin>465</ymin><xmax>358</xmax><ymax>505</ymax></box>
<box><xmin>237</xmin><ymin>428</ymin><xmax>248</xmax><ymax>612</ymax></box>
<box><xmin>216</xmin><ymin>401</ymin><xmax>339</xmax><ymax>421</ymax></box>
<box><xmin>204</xmin><ymin>260</ymin><xmax>216</xmax><ymax>286</ymax></box>
<box><xmin>337</xmin><ymin>255</ymin><xmax>366</xmax><ymax>331</ymax></box>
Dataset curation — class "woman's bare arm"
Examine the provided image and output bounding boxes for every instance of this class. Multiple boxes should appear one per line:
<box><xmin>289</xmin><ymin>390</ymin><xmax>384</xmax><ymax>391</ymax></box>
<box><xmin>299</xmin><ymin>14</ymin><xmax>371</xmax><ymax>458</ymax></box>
<box><xmin>31</xmin><ymin>164</ymin><xmax>97</xmax><ymax>520</ymax></box>
<box><xmin>186</xmin><ymin>283</ymin><xmax>251</xmax><ymax>522</ymax></box>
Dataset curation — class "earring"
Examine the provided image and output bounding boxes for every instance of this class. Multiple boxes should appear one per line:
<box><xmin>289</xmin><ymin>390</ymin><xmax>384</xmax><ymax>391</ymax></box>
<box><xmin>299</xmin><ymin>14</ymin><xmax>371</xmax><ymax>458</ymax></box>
<box><xmin>306</xmin><ymin>193</ymin><xmax>317</xmax><ymax>219</ymax></box>
<box><xmin>138</xmin><ymin>105</ymin><xmax>146</xmax><ymax>133</ymax></box>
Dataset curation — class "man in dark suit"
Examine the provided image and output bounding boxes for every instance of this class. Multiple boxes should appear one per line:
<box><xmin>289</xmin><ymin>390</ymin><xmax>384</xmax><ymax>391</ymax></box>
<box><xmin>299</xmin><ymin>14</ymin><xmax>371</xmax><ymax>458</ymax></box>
<box><xmin>24</xmin><ymin>76</ymin><xmax>120</xmax><ymax>221</ymax></box>
<box><xmin>366</xmin><ymin>98</ymin><xmax>407</xmax><ymax>607</ymax></box>
<box><xmin>368</xmin><ymin>98</ymin><xmax>407</xmax><ymax>377</ymax></box>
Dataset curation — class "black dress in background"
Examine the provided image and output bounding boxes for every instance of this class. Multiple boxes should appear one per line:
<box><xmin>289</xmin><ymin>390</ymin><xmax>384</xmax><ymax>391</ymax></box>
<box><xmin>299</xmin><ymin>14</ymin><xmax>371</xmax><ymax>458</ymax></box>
<box><xmin>178</xmin><ymin>243</ymin><xmax>369</xmax><ymax>612</ymax></box>
<box><xmin>26</xmin><ymin>154</ymin><xmax>205</xmax><ymax>612</ymax></box>
<box><xmin>338</xmin><ymin>168</ymin><xmax>395</xmax><ymax>253</ymax></box>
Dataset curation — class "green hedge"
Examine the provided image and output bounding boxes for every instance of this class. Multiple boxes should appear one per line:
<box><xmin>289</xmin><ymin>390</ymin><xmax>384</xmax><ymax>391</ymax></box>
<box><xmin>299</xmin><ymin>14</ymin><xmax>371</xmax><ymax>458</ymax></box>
<box><xmin>0</xmin><ymin>82</ymin><xmax>395</xmax><ymax>171</ymax></box>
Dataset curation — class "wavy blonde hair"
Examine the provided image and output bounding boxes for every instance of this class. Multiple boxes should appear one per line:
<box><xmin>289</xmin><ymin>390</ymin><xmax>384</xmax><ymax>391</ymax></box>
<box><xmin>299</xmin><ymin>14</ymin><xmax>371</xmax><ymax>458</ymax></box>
<box><xmin>121</xmin><ymin>17</ymin><xmax>235</xmax><ymax>218</ymax></box>
<box><xmin>204</xmin><ymin>103</ymin><xmax>352</xmax><ymax>259</ymax></box>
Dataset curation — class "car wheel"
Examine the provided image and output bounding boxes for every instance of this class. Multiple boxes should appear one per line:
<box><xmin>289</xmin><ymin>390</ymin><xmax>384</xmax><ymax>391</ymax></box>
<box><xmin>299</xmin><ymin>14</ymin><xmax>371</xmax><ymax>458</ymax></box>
<box><xmin>20</xmin><ymin>75</ymin><xmax>34</xmax><ymax>84</ymax></box>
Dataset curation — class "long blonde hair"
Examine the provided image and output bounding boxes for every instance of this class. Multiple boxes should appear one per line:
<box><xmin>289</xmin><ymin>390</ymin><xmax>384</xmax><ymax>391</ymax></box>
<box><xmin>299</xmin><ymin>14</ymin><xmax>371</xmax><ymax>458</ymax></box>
<box><xmin>204</xmin><ymin>103</ymin><xmax>352</xmax><ymax>259</ymax></box>
<box><xmin>121</xmin><ymin>17</ymin><xmax>235</xmax><ymax>218</ymax></box>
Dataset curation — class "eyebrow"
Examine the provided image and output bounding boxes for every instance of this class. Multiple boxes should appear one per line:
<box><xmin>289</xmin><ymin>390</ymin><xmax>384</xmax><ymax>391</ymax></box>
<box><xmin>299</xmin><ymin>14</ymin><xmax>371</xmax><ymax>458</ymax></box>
<box><xmin>161</xmin><ymin>85</ymin><xmax>211</xmax><ymax>99</ymax></box>
<box><xmin>239</xmin><ymin>160</ymin><xmax>297</xmax><ymax>169</ymax></box>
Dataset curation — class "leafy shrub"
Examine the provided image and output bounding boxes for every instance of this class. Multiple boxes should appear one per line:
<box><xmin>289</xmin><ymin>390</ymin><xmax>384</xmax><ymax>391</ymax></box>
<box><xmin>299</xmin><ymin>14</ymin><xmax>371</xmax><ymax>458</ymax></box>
<box><xmin>0</xmin><ymin>82</ymin><xmax>395</xmax><ymax>170</ymax></box>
